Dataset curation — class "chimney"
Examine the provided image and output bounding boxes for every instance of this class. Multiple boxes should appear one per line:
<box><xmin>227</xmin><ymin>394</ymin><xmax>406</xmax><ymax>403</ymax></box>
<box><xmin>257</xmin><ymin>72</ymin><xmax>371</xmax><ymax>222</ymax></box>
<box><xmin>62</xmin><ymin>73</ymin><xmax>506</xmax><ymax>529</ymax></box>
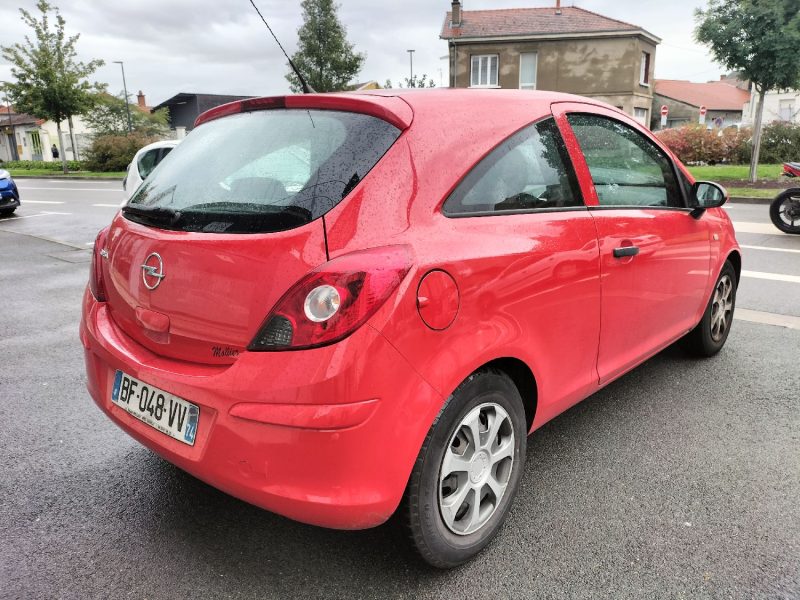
<box><xmin>555</xmin><ymin>0</ymin><xmax>562</xmax><ymax>15</ymax></box>
<box><xmin>137</xmin><ymin>90</ymin><xmax>146</xmax><ymax>109</ymax></box>
<box><xmin>451</xmin><ymin>0</ymin><xmax>462</xmax><ymax>27</ymax></box>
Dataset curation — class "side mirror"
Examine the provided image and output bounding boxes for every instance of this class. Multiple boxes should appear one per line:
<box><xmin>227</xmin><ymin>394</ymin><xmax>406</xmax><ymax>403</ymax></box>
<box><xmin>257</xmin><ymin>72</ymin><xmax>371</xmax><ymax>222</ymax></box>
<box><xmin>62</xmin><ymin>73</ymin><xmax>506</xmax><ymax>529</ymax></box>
<box><xmin>690</xmin><ymin>181</ymin><xmax>728</xmax><ymax>218</ymax></box>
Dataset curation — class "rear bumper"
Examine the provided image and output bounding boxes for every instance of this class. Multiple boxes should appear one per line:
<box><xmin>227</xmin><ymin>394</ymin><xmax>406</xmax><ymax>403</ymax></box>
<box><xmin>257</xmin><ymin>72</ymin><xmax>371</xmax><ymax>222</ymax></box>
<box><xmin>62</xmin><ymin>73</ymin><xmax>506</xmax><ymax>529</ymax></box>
<box><xmin>80</xmin><ymin>288</ymin><xmax>442</xmax><ymax>529</ymax></box>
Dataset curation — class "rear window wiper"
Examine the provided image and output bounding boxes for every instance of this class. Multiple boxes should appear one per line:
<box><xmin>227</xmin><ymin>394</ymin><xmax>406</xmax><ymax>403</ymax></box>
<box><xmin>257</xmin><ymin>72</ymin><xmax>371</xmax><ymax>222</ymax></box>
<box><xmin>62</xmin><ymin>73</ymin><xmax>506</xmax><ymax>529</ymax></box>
<box><xmin>122</xmin><ymin>204</ymin><xmax>182</xmax><ymax>226</ymax></box>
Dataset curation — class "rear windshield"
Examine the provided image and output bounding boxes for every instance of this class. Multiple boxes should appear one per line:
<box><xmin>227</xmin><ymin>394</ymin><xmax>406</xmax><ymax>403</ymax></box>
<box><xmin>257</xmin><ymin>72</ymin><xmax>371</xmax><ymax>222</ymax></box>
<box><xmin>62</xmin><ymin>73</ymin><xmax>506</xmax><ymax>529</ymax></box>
<box><xmin>124</xmin><ymin>109</ymin><xmax>400</xmax><ymax>233</ymax></box>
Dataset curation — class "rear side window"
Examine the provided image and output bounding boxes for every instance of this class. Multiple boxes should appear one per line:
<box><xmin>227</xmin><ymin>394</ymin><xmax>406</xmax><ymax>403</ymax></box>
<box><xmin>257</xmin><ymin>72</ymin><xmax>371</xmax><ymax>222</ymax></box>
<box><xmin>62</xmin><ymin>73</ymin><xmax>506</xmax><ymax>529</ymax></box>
<box><xmin>567</xmin><ymin>114</ymin><xmax>683</xmax><ymax>208</ymax></box>
<box><xmin>137</xmin><ymin>147</ymin><xmax>173</xmax><ymax>180</ymax></box>
<box><xmin>443</xmin><ymin>118</ymin><xmax>581</xmax><ymax>216</ymax></box>
<box><xmin>126</xmin><ymin>110</ymin><xmax>400</xmax><ymax>233</ymax></box>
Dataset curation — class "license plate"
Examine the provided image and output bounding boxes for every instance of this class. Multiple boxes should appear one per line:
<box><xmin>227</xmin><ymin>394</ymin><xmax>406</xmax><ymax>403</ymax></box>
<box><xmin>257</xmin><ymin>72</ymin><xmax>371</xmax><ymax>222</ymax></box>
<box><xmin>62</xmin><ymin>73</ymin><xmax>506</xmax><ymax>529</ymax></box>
<box><xmin>111</xmin><ymin>371</ymin><xmax>199</xmax><ymax>446</ymax></box>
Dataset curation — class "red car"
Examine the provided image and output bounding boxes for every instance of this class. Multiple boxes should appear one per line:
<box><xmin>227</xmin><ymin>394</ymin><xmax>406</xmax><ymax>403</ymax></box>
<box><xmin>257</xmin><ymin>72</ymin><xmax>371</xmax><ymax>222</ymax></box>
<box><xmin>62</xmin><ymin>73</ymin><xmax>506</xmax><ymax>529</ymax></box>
<box><xmin>80</xmin><ymin>90</ymin><xmax>740</xmax><ymax>567</ymax></box>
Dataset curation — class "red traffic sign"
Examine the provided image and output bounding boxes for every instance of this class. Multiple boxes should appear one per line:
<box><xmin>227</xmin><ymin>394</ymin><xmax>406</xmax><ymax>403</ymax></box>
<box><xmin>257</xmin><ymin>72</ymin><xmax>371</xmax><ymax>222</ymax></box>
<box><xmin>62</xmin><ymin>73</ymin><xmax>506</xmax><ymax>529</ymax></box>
<box><xmin>660</xmin><ymin>105</ymin><xmax>669</xmax><ymax>116</ymax></box>
<box><xmin>699</xmin><ymin>105</ymin><xmax>707</xmax><ymax>116</ymax></box>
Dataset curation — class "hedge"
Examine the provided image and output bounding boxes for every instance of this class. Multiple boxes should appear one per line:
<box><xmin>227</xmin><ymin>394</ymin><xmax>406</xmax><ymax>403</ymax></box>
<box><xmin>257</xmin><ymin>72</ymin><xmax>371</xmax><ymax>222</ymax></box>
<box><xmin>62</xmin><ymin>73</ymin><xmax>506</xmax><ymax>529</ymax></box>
<box><xmin>0</xmin><ymin>159</ymin><xmax>83</xmax><ymax>171</ymax></box>
<box><xmin>656</xmin><ymin>121</ymin><xmax>800</xmax><ymax>166</ymax></box>
<box><xmin>83</xmin><ymin>132</ymin><xmax>160</xmax><ymax>172</ymax></box>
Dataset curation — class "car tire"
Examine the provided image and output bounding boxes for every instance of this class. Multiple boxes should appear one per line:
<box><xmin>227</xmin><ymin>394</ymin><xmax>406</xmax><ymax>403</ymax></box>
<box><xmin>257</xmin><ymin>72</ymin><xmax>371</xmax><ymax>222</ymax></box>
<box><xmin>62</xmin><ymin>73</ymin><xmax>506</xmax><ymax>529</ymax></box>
<box><xmin>403</xmin><ymin>368</ymin><xmax>527</xmax><ymax>568</ymax></box>
<box><xmin>683</xmin><ymin>261</ymin><xmax>737</xmax><ymax>357</ymax></box>
<box><xmin>0</xmin><ymin>207</ymin><xmax>16</xmax><ymax>216</ymax></box>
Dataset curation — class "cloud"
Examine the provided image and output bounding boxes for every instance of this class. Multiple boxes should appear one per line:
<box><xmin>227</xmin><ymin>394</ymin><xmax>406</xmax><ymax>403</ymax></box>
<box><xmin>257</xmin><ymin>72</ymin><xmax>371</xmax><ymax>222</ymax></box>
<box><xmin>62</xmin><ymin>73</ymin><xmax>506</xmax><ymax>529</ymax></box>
<box><xmin>0</xmin><ymin>0</ymin><xmax>725</xmax><ymax>106</ymax></box>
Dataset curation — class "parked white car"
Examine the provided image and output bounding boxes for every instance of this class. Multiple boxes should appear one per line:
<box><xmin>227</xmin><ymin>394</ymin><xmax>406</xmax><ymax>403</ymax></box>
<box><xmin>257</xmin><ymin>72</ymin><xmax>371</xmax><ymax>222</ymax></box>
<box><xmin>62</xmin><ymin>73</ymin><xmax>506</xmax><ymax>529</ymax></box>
<box><xmin>123</xmin><ymin>140</ymin><xmax>179</xmax><ymax>199</ymax></box>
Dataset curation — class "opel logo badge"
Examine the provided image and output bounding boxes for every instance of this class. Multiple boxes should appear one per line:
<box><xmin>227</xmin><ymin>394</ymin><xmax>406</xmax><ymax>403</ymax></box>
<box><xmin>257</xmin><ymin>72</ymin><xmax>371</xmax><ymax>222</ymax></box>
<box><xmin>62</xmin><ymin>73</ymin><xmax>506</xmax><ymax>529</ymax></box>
<box><xmin>141</xmin><ymin>252</ymin><xmax>166</xmax><ymax>290</ymax></box>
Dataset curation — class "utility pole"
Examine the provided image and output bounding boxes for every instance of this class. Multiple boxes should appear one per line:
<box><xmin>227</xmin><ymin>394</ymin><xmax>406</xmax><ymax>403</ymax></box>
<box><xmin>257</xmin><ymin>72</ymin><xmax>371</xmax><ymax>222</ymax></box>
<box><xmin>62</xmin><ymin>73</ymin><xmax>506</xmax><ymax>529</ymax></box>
<box><xmin>407</xmin><ymin>49</ymin><xmax>415</xmax><ymax>83</ymax></box>
<box><xmin>113</xmin><ymin>61</ymin><xmax>133</xmax><ymax>134</ymax></box>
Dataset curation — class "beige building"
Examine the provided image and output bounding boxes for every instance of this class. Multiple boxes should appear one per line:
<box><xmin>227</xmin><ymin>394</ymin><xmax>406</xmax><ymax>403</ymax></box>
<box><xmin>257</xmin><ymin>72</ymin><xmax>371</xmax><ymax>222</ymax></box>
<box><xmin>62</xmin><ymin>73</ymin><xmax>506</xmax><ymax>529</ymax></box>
<box><xmin>440</xmin><ymin>1</ymin><xmax>661</xmax><ymax>125</ymax></box>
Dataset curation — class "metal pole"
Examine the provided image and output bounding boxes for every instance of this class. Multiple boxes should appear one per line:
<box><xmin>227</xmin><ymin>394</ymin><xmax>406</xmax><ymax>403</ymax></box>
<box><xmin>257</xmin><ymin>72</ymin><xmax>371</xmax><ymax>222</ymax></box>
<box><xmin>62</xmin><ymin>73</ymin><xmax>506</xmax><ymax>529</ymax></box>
<box><xmin>407</xmin><ymin>49</ymin><xmax>415</xmax><ymax>82</ymax></box>
<box><xmin>114</xmin><ymin>61</ymin><xmax>133</xmax><ymax>134</ymax></box>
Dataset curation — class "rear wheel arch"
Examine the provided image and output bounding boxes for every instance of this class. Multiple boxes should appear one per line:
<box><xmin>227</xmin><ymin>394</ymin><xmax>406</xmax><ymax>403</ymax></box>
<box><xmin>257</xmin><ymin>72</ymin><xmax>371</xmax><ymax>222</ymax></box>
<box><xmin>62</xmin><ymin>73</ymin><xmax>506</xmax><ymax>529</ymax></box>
<box><xmin>474</xmin><ymin>357</ymin><xmax>538</xmax><ymax>433</ymax></box>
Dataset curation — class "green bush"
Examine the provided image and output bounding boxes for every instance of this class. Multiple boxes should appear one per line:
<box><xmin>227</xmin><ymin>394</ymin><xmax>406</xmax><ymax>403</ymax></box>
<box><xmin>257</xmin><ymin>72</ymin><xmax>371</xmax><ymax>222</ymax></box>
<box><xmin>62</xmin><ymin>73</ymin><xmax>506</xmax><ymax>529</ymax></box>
<box><xmin>0</xmin><ymin>159</ymin><xmax>83</xmax><ymax>171</ymax></box>
<box><xmin>83</xmin><ymin>133</ymin><xmax>160</xmax><ymax>172</ymax></box>
<box><xmin>758</xmin><ymin>121</ymin><xmax>800</xmax><ymax>163</ymax></box>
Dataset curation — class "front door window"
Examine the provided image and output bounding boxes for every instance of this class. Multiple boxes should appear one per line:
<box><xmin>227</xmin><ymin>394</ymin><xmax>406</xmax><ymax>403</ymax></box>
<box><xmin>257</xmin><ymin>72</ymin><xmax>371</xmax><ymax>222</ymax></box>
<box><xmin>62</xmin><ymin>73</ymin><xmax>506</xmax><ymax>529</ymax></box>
<box><xmin>567</xmin><ymin>114</ymin><xmax>683</xmax><ymax>208</ymax></box>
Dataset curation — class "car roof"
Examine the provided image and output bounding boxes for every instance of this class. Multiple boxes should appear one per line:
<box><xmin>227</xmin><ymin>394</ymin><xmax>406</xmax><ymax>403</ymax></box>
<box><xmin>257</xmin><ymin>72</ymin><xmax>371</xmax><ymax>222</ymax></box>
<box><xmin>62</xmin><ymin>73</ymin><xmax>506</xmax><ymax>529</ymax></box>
<box><xmin>194</xmin><ymin>88</ymin><xmax>617</xmax><ymax>135</ymax></box>
<box><xmin>135</xmin><ymin>139</ymin><xmax>180</xmax><ymax>155</ymax></box>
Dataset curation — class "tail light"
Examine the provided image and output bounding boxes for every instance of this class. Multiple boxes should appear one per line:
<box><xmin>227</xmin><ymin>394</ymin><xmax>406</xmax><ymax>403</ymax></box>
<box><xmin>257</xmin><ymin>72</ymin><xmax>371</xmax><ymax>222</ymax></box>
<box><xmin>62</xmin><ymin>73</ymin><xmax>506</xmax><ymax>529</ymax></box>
<box><xmin>249</xmin><ymin>246</ymin><xmax>413</xmax><ymax>351</ymax></box>
<box><xmin>89</xmin><ymin>227</ymin><xmax>110</xmax><ymax>302</ymax></box>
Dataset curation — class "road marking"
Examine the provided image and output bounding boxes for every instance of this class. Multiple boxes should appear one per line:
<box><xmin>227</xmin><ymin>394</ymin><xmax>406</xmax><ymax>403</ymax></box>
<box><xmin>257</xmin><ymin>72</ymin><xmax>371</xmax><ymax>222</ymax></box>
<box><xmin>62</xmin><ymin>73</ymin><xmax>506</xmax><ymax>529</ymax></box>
<box><xmin>732</xmin><ymin>221</ymin><xmax>789</xmax><ymax>235</ymax></box>
<box><xmin>92</xmin><ymin>203</ymin><xmax>121</xmax><ymax>208</ymax></box>
<box><xmin>735</xmin><ymin>308</ymin><xmax>800</xmax><ymax>330</ymax></box>
<box><xmin>742</xmin><ymin>269</ymin><xmax>800</xmax><ymax>284</ymax></box>
<box><xmin>22</xmin><ymin>200</ymin><xmax>65</xmax><ymax>205</ymax></box>
<box><xmin>5</xmin><ymin>211</ymin><xmax>71</xmax><ymax>220</ymax></box>
<box><xmin>19</xmin><ymin>187</ymin><xmax>123</xmax><ymax>192</ymax></box>
<box><xmin>740</xmin><ymin>244</ymin><xmax>800</xmax><ymax>254</ymax></box>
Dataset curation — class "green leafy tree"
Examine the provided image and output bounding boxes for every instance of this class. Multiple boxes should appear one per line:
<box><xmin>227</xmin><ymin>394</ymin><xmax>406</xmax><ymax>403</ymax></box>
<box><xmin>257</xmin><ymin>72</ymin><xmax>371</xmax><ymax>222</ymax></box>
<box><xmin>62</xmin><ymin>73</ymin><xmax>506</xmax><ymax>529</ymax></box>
<box><xmin>286</xmin><ymin>0</ymin><xmax>365</xmax><ymax>93</ymax></box>
<box><xmin>384</xmin><ymin>74</ymin><xmax>437</xmax><ymax>89</ymax></box>
<box><xmin>696</xmin><ymin>0</ymin><xmax>800</xmax><ymax>182</ymax></box>
<box><xmin>84</xmin><ymin>92</ymin><xmax>169</xmax><ymax>137</ymax></box>
<box><xmin>1</xmin><ymin>1</ymin><xmax>104</xmax><ymax>172</ymax></box>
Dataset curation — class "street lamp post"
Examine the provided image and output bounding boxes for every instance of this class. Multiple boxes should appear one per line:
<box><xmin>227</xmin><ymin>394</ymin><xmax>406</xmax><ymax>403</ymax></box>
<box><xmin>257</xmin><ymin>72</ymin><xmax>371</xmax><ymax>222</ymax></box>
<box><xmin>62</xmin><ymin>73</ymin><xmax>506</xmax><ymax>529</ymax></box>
<box><xmin>407</xmin><ymin>49</ymin><xmax>415</xmax><ymax>83</ymax></box>
<box><xmin>113</xmin><ymin>61</ymin><xmax>133</xmax><ymax>134</ymax></box>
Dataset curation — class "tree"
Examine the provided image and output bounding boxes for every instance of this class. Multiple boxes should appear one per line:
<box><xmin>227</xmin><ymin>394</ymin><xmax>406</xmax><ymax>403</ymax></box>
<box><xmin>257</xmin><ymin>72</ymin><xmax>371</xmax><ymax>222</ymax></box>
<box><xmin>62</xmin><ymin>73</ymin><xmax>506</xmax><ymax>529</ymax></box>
<box><xmin>1</xmin><ymin>1</ymin><xmax>104</xmax><ymax>172</ymax></box>
<box><xmin>387</xmin><ymin>74</ymin><xmax>436</xmax><ymax>89</ymax></box>
<box><xmin>84</xmin><ymin>92</ymin><xmax>169</xmax><ymax>137</ymax></box>
<box><xmin>696</xmin><ymin>0</ymin><xmax>800</xmax><ymax>182</ymax></box>
<box><xmin>286</xmin><ymin>0</ymin><xmax>365</xmax><ymax>93</ymax></box>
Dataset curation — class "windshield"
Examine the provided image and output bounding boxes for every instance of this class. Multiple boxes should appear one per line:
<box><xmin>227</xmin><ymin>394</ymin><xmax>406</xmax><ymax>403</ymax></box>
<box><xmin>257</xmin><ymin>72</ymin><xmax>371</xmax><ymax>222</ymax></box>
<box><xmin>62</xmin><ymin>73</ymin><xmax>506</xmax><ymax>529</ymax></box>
<box><xmin>125</xmin><ymin>109</ymin><xmax>400</xmax><ymax>233</ymax></box>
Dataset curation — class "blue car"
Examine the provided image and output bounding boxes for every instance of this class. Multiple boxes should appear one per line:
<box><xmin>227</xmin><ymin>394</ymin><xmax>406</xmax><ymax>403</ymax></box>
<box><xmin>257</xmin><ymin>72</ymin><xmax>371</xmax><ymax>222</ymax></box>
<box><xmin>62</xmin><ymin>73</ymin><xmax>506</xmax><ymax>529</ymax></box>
<box><xmin>0</xmin><ymin>169</ymin><xmax>20</xmax><ymax>215</ymax></box>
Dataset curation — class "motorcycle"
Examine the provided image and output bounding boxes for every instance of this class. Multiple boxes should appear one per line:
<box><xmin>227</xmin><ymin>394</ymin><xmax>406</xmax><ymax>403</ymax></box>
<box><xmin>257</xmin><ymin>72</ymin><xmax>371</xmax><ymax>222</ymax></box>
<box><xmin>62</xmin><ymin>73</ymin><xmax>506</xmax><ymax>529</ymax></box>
<box><xmin>770</xmin><ymin>187</ymin><xmax>800</xmax><ymax>234</ymax></box>
<box><xmin>781</xmin><ymin>162</ymin><xmax>800</xmax><ymax>178</ymax></box>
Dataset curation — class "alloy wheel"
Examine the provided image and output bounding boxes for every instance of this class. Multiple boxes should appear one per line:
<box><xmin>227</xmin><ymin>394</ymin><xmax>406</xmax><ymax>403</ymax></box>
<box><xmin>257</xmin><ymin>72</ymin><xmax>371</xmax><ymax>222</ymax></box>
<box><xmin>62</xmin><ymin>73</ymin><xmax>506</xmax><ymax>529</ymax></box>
<box><xmin>438</xmin><ymin>402</ymin><xmax>515</xmax><ymax>535</ymax></box>
<box><xmin>710</xmin><ymin>274</ymin><xmax>734</xmax><ymax>342</ymax></box>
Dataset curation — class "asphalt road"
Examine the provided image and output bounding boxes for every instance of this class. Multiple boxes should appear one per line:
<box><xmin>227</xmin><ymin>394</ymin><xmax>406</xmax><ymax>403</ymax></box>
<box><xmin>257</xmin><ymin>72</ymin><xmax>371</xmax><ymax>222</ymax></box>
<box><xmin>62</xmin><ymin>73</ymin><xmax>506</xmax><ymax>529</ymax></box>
<box><xmin>1</xmin><ymin>179</ymin><xmax>798</xmax><ymax>599</ymax></box>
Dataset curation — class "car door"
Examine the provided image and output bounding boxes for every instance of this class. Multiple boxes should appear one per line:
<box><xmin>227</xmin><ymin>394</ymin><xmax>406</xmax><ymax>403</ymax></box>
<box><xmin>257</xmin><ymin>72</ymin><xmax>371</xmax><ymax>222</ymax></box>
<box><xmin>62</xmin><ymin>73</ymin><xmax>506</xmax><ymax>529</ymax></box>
<box><xmin>552</xmin><ymin>103</ymin><xmax>712</xmax><ymax>385</ymax></box>
<box><xmin>431</xmin><ymin>117</ymin><xmax>602</xmax><ymax>420</ymax></box>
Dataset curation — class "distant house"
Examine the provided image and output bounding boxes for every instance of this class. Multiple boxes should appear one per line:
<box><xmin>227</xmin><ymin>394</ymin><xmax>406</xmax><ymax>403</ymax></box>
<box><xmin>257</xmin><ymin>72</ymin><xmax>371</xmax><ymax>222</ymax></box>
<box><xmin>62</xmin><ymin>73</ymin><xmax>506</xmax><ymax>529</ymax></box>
<box><xmin>150</xmin><ymin>92</ymin><xmax>256</xmax><ymax>132</ymax></box>
<box><xmin>742</xmin><ymin>89</ymin><xmax>800</xmax><ymax>126</ymax></box>
<box><xmin>440</xmin><ymin>0</ymin><xmax>661</xmax><ymax>125</ymax></box>
<box><xmin>348</xmin><ymin>81</ymin><xmax>382</xmax><ymax>91</ymax></box>
<box><xmin>0</xmin><ymin>107</ymin><xmax>47</xmax><ymax>162</ymax></box>
<box><xmin>652</xmin><ymin>79</ymin><xmax>751</xmax><ymax>130</ymax></box>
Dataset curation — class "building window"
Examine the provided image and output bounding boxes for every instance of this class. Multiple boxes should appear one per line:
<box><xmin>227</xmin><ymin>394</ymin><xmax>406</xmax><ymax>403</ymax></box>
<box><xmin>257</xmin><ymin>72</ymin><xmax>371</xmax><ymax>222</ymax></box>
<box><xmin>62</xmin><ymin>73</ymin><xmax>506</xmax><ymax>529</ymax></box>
<box><xmin>471</xmin><ymin>55</ymin><xmax>499</xmax><ymax>87</ymax></box>
<box><xmin>779</xmin><ymin>99</ymin><xmax>795</xmax><ymax>121</ymax></box>
<box><xmin>634</xmin><ymin>107</ymin><xmax>649</xmax><ymax>125</ymax></box>
<box><xmin>640</xmin><ymin>52</ymin><xmax>650</xmax><ymax>85</ymax></box>
<box><xmin>519</xmin><ymin>52</ymin><xmax>538</xmax><ymax>90</ymax></box>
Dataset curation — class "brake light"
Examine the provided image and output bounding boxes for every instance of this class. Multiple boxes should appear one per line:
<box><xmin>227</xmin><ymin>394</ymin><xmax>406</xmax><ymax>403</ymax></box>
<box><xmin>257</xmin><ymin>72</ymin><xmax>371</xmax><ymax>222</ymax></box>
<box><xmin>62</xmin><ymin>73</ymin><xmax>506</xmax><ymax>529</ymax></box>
<box><xmin>249</xmin><ymin>246</ymin><xmax>413</xmax><ymax>351</ymax></box>
<box><xmin>89</xmin><ymin>227</ymin><xmax>110</xmax><ymax>302</ymax></box>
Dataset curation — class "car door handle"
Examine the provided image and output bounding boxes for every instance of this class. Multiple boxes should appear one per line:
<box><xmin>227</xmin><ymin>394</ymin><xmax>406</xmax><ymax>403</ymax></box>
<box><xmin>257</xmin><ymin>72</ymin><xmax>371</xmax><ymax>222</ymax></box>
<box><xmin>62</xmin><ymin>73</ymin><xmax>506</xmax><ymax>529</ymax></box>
<box><xmin>613</xmin><ymin>246</ymin><xmax>639</xmax><ymax>258</ymax></box>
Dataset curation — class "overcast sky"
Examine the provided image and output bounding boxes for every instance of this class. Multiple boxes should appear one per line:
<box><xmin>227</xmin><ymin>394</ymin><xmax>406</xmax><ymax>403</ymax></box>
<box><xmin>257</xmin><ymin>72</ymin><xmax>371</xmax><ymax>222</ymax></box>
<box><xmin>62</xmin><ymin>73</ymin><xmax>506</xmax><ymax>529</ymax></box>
<box><xmin>0</xmin><ymin>0</ymin><xmax>725</xmax><ymax>107</ymax></box>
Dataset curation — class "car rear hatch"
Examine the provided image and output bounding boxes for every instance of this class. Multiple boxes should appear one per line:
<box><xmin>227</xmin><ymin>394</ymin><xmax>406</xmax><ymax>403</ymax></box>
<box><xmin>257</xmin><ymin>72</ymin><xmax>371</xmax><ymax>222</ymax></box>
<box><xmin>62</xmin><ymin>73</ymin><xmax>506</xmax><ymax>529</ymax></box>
<box><xmin>100</xmin><ymin>97</ymin><xmax>408</xmax><ymax>365</ymax></box>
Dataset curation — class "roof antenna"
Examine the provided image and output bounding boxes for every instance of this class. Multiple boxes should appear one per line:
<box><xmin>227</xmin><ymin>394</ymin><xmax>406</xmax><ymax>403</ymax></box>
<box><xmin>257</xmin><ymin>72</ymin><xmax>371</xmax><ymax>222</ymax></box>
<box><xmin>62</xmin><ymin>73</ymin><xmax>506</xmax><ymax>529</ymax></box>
<box><xmin>248</xmin><ymin>0</ymin><xmax>316</xmax><ymax>93</ymax></box>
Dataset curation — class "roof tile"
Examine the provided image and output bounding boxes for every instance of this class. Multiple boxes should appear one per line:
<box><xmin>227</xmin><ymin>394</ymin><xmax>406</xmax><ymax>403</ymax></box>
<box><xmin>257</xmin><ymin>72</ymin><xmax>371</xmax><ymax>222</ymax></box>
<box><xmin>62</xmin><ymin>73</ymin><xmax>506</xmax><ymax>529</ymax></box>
<box><xmin>441</xmin><ymin>6</ymin><xmax>655</xmax><ymax>40</ymax></box>
<box><xmin>654</xmin><ymin>80</ymin><xmax>751</xmax><ymax>111</ymax></box>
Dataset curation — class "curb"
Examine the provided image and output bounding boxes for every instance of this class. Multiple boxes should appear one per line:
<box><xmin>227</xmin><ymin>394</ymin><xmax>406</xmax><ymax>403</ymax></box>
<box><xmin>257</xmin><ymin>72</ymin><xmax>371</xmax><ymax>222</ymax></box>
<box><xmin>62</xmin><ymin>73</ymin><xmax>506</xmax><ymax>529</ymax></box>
<box><xmin>12</xmin><ymin>175</ymin><xmax>124</xmax><ymax>181</ymax></box>
<box><xmin>729</xmin><ymin>196</ymin><xmax>772</xmax><ymax>205</ymax></box>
